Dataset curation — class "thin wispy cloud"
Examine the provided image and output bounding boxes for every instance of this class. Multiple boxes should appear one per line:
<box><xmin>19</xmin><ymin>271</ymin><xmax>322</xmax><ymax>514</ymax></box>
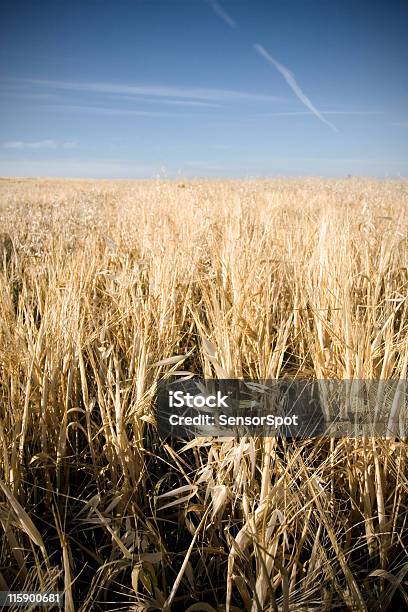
<box><xmin>1</xmin><ymin>91</ymin><xmax>60</xmax><ymax>101</ymax></box>
<box><xmin>48</xmin><ymin>104</ymin><xmax>177</xmax><ymax>117</ymax></box>
<box><xmin>3</xmin><ymin>139</ymin><xmax>78</xmax><ymax>150</ymax></box>
<box><xmin>254</xmin><ymin>44</ymin><xmax>338</xmax><ymax>132</ymax></box>
<box><xmin>116</xmin><ymin>96</ymin><xmax>220</xmax><ymax>108</ymax></box>
<box><xmin>15</xmin><ymin>78</ymin><xmax>282</xmax><ymax>104</ymax></box>
<box><xmin>1</xmin><ymin>80</ymin><xmax>221</xmax><ymax>108</ymax></box>
<box><xmin>207</xmin><ymin>0</ymin><xmax>237</xmax><ymax>29</ymax></box>
<box><xmin>263</xmin><ymin>110</ymin><xmax>383</xmax><ymax>117</ymax></box>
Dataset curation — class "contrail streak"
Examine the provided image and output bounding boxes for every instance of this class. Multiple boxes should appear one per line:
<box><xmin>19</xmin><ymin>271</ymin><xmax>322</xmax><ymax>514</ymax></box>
<box><xmin>205</xmin><ymin>1</ymin><xmax>338</xmax><ymax>132</ymax></box>
<box><xmin>207</xmin><ymin>0</ymin><xmax>237</xmax><ymax>29</ymax></box>
<box><xmin>254</xmin><ymin>43</ymin><xmax>339</xmax><ymax>132</ymax></box>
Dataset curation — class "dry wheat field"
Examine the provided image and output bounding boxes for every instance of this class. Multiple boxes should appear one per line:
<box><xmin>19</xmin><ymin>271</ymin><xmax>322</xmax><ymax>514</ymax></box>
<box><xmin>0</xmin><ymin>177</ymin><xmax>407</xmax><ymax>611</ymax></box>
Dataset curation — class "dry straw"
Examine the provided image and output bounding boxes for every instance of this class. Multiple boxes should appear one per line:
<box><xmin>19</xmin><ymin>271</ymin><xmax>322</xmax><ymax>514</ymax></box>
<box><xmin>0</xmin><ymin>177</ymin><xmax>407</xmax><ymax>610</ymax></box>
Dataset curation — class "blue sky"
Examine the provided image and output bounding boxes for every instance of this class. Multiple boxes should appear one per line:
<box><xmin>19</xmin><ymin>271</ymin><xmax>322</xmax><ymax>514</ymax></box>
<box><xmin>0</xmin><ymin>0</ymin><xmax>407</xmax><ymax>178</ymax></box>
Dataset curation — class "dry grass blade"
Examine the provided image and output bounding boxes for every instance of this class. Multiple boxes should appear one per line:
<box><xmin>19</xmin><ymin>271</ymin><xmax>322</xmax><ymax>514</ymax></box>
<box><xmin>0</xmin><ymin>480</ymin><xmax>45</xmax><ymax>552</ymax></box>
